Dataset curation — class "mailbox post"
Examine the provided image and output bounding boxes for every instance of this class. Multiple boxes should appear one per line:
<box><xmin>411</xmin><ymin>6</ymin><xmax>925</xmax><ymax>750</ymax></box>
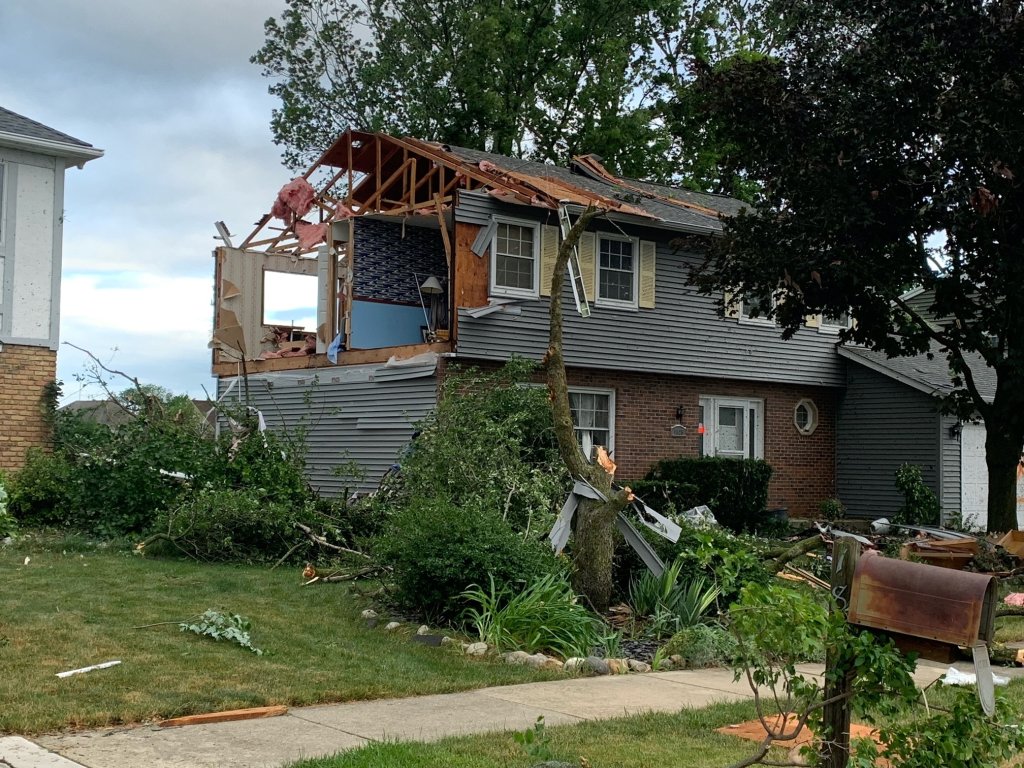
<box><xmin>821</xmin><ymin>539</ymin><xmax>861</xmax><ymax>768</ymax></box>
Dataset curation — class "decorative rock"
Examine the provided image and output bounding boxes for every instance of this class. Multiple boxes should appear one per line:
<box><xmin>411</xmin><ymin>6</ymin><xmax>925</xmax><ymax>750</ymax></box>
<box><xmin>440</xmin><ymin>636</ymin><xmax>458</xmax><ymax>646</ymax></box>
<box><xmin>502</xmin><ymin>650</ymin><xmax>533</xmax><ymax>665</ymax></box>
<box><xmin>627</xmin><ymin>659</ymin><xmax>652</xmax><ymax>673</ymax></box>
<box><xmin>607</xmin><ymin>658</ymin><xmax>628</xmax><ymax>675</ymax></box>
<box><xmin>384</xmin><ymin>621</ymin><xmax>402</xmax><ymax>631</ymax></box>
<box><xmin>465</xmin><ymin>642</ymin><xmax>489</xmax><ymax>656</ymax></box>
<box><xmin>542</xmin><ymin>657</ymin><xmax>564</xmax><ymax>670</ymax></box>
<box><xmin>584</xmin><ymin>656</ymin><xmax>610</xmax><ymax>675</ymax></box>
<box><xmin>670</xmin><ymin>654</ymin><xmax>683</xmax><ymax>665</ymax></box>
<box><xmin>360</xmin><ymin>609</ymin><xmax>378</xmax><ymax>619</ymax></box>
<box><xmin>525</xmin><ymin>653</ymin><xmax>552</xmax><ymax>669</ymax></box>
<box><xmin>416</xmin><ymin>625</ymin><xmax>431</xmax><ymax>636</ymax></box>
<box><xmin>563</xmin><ymin>657</ymin><xmax>586</xmax><ymax>673</ymax></box>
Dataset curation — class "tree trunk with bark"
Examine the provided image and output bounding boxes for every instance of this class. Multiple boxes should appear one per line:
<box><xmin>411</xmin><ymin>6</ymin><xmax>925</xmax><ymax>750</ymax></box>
<box><xmin>985</xmin><ymin>408</ymin><xmax>1024</xmax><ymax>532</ymax></box>
<box><xmin>545</xmin><ymin>206</ymin><xmax>630</xmax><ymax>611</ymax></box>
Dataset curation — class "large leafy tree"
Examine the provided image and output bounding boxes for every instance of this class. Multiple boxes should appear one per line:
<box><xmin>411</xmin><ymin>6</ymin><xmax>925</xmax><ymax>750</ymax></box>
<box><xmin>693</xmin><ymin>0</ymin><xmax>1024</xmax><ymax>531</ymax></box>
<box><xmin>252</xmin><ymin>0</ymin><xmax>783</xmax><ymax>182</ymax></box>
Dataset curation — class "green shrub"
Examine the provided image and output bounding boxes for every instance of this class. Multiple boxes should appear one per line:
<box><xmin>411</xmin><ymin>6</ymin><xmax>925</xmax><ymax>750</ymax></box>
<box><xmin>9</xmin><ymin>391</ymin><xmax>313</xmax><ymax>540</ymax></box>
<box><xmin>377</xmin><ymin>495</ymin><xmax>561</xmax><ymax>620</ymax></box>
<box><xmin>628</xmin><ymin>559</ymin><xmax>721</xmax><ymax>637</ymax></box>
<box><xmin>643</xmin><ymin>457</ymin><xmax>773</xmax><ymax>533</ymax></box>
<box><xmin>628</xmin><ymin>480</ymin><xmax>701</xmax><ymax>515</ymax></box>
<box><xmin>894</xmin><ymin>463</ymin><xmax>940</xmax><ymax>526</ymax></box>
<box><xmin>396</xmin><ymin>359</ymin><xmax>568</xmax><ymax>536</ymax></box>
<box><xmin>0</xmin><ymin>475</ymin><xmax>16</xmax><ymax>539</ymax></box>
<box><xmin>818</xmin><ymin>497</ymin><xmax>845</xmax><ymax>521</ymax></box>
<box><xmin>462</xmin><ymin>573</ymin><xmax>604</xmax><ymax>658</ymax></box>
<box><xmin>152</xmin><ymin>487</ymin><xmax>318</xmax><ymax>563</ymax></box>
<box><xmin>617</xmin><ymin>521</ymin><xmax>769</xmax><ymax>608</ymax></box>
<box><xmin>663</xmin><ymin>623</ymin><xmax>738</xmax><ymax>668</ymax></box>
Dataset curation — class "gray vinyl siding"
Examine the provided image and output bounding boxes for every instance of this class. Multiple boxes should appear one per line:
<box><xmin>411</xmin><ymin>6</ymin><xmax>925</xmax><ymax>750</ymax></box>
<box><xmin>938</xmin><ymin>414</ymin><xmax>962</xmax><ymax>525</ymax></box>
<box><xmin>838</xmin><ymin>365</ymin><xmax>941</xmax><ymax>518</ymax></box>
<box><xmin>455</xmin><ymin>193</ymin><xmax>843</xmax><ymax>386</ymax></box>
<box><xmin>216</xmin><ymin>363</ymin><xmax>437</xmax><ymax>496</ymax></box>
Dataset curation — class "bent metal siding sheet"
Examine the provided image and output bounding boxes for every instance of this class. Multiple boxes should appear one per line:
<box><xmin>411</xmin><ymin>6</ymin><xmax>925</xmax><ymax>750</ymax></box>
<box><xmin>455</xmin><ymin>237</ymin><xmax>845</xmax><ymax>388</ymax></box>
<box><xmin>217</xmin><ymin>363</ymin><xmax>437</xmax><ymax>496</ymax></box>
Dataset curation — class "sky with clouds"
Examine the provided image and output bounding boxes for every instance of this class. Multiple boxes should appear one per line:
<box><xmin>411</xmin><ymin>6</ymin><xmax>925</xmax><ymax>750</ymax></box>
<box><xmin>0</xmin><ymin>0</ymin><xmax>298</xmax><ymax>401</ymax></box>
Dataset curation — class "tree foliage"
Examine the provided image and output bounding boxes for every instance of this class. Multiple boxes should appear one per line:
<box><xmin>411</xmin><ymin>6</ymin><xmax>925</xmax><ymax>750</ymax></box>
<box><xmin>252</xmin><ymin>0</ymin><xmax>784</xmax><ymax>183</ymax></box>
<box><xmin>693</xmin><ymin>0</ymin><xmax>1024</xmax><ymax>529</ymax></box>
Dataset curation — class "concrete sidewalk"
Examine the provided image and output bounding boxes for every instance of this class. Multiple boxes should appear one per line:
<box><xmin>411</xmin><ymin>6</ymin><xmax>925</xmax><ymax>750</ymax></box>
<box><xmin>3</xmin><ymin>661</ymin><xmax>1015</xmax><ymax>768</ymax></box>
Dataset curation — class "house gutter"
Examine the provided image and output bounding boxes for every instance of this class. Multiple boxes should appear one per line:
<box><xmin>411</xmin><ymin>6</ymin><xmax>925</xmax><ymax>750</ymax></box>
<box><xmin>0</xmin><ymin>132</ymin><xmax>104</xmax><ymax>168</ymax></box>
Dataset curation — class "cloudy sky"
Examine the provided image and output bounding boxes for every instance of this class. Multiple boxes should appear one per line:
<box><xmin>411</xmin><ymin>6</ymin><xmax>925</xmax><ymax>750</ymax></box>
<box><xmin>0</xmin><ymin>0</ymin><xmax>297</xmax><ymax>401</ymax></box>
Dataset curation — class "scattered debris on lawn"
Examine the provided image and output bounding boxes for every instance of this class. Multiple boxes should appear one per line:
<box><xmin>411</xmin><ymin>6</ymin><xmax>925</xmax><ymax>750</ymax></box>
<box><xmin>940</xmin><ymin>666</ymin><xmax>1009</xmax><ymax>687</ymax></box>
<box><xmin>56</xmin><ymin>660</ymin><xmax>122</xmax><ymax>679</ymax></box>
<box><xmin>158</xmin><ymin>705</ymin><xmax>288</xmax><ymax>728</ymax></box>
<box><xmin>179</xmin><ymin>610</ymin><xmax>264</xmax><ymax>656</ymax></box>
<box><xmin>717</xmin><ymin>714</ymin><xmax>884</xmax><ymax>763</ymax></box>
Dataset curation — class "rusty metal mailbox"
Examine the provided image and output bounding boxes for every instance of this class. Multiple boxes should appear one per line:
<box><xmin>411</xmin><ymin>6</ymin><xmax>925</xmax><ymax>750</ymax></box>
<box><xmin>847</xmin><ymin>551</ymin><xmax>998</xmax><ymax>660</ymax></box>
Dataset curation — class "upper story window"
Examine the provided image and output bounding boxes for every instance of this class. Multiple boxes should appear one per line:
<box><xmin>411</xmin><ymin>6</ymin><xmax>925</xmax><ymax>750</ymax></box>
<box><xmin>819</xmin><ymin>309</ymin><xmax>851</xmax><ymax>333</ymax></box>
<box><xmin>569</xmin><ymin>387</ymin><xmax>614</xmax><ymax>460</ymax></box>
<box><xmin>597</xmin><ymin>234</ymin><xmax>638</xmax><ymax>308</ymax></box>
<box><xmin>491</xmin><ymin>218</ymin><xmax>539</xmax><ymax>298</ymax></box>
<box><xmin>740</xmin><ymin>292</ymin><xmax>776</xmax><ymax>324</ymax></box>
<box><xmin>698</xmin><ymin>395</ymin><xmax>764</xmax><ymax>459</ymax></box>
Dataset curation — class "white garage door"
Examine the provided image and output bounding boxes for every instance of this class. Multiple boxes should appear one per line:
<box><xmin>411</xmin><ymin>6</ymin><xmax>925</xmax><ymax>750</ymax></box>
<box><xmin>960</xmin><ymin>422</ymin><xmax>1024</xmax><ymax>530</ymax></box>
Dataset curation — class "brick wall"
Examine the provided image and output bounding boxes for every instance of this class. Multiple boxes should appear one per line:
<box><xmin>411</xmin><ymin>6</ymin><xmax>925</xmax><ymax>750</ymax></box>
<box><xmin>0</xmin><ymin>344</ymin><xmax>56</xmax><ymax>472</ymax></box>
<box><xmin>447</xmin><ymin>358</ymin><xmax>838</xmax><ymax>518</ymax></box>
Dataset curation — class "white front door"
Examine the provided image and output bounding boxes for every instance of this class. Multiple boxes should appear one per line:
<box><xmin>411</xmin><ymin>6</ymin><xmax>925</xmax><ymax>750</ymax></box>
<box><xmin>960</xmin><ymin>422</ymin><xmax>1024</xmax><ymax>529</ymax></box>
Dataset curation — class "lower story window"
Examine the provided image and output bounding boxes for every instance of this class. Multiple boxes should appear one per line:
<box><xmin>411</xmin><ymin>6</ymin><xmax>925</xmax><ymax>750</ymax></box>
<box><xmin>569</xmin><ymin>388</ymin><xmax>614</xmax><ymax>460</ymax></box>
<box><xmin>698</xmin><ymin>396</ymin><xmax>764</xmax><ymax>459</ymax></box>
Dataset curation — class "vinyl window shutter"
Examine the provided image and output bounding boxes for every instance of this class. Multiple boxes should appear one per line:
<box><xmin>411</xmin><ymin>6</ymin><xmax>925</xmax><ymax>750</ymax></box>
<box><xmin>638</xmin><ymin>240</ymin><xmax>656</xmax><ymax>308</ymax></box>
<box><xmin>540</xmin><ymin>225</ymin><xmax>558</xmax><ymax>297</ymax></box>
<box><xmin>723</xmin><ymin>289</ymin><xmax>741</xmax><ymax>318</ymax></box>
<box><xmin>579</xmin><ymin>232</ymin><xmax>596</xmax><ymax>300</ymax></box>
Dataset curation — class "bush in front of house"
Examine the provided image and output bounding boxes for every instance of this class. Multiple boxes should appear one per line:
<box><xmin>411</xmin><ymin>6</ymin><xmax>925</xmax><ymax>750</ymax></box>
<box><xmin>662</xmin><ymin>623</ymin><xmax>738</xmax><ymax>668</ymax></box>
<box><xmin>643</xmin><ymin>456</ymin><xmax>774</xmax><ymax>533</ymax></box>
<box><xmin>8</xmin><ymin>386</ymin><xmax>314</xmax><ymax>541</ymax></box>
<box><xmin>377</xmin><ymin>495</ymin><xmax>563</xmax><ymax>621</ymax></box>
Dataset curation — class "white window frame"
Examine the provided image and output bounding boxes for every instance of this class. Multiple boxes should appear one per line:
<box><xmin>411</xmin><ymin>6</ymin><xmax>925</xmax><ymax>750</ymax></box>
<box><xmin>698</xmin><ymin>395</ymin><xmax>764</xmax><ymax>459</ymax></box>
<box><xmin>568</xmin><ymin>386</ymin><xmax>616</xmax><ymax>460</ymax></box>
<box><xmin>818</xmin><ymin>309</ymin><xmax>852</xmax><ymax>334</ymax></box>
<box><xmin>793</xmin><ymin>398</ymin><xmax>818</xmax><ymax>435</ymax></box>
<box><xmin>595</xmin><ymin>233</ymin><xmax>639</xmax><ymax>310</ymax></box>
<box><xmin>738</xmin><ymin>292</ymin><xmax>777</xmax><ymax>326</ymax></box>
<box><xmin>0</xmin><ymin>161</ymin><xmax>6</xmax><ymax>246</ymax></box>
<box><xmin>489</xmin><ymin>216</ymin><xmax>540</xmax><ymax>299</ymax></box>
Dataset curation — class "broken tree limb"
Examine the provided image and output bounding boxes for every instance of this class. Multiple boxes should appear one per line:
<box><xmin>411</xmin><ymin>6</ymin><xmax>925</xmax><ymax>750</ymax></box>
<box><xmin>767</xmin><ymin>535</ymin><xmax>826</xmax><ymax>575</ymax></box>
<box><xmin>302</xmin><ymin>565</ymin><xmax>389</xmax><ymax>586</ymax></box>
<box><xmin>294</xmin><ymin>522</ymin><xmax>371</xmax><ymax>559</ymax></box>
<box><xmin>996</xmin><ymin>605</ymin><xmax>1024</xmax><ymax>618</ymax></box>
<box><xmin>272</xmin><ymin>542</ymin><xmax>306</xmax><ymax>570</ymax></box>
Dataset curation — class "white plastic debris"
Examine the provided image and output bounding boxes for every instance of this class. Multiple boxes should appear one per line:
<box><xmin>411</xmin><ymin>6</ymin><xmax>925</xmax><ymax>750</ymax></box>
<box><xmin>871</xmin><ymin>518</ymin><xmax>891</xmax><ymax>534</ymax></box>
<box><xmin>940</xmin><ymin>666</ymin><xmax>1008</xmax><ymax>687</ymax></box>
<box><xmin>680</xmin><ymin>505</ymin><xmax>717</xmax><ymax>528</ymax></box>
<box><xmin>57</xmin><ymin>660</ymin><xmax>122</xmax><ymax>679</ymax></box>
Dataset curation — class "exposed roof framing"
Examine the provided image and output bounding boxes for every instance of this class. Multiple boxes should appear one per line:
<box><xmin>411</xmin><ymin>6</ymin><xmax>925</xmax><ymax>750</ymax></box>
<box><xmin>241</xmin><ymin>130</ymin><xmax>730</xmax><ymax>255</ymax></box>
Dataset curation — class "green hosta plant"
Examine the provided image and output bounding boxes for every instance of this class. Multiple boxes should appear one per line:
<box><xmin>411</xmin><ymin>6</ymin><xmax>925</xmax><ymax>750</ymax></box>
<box><xmin>461</xmin><ymin>574</ymin><xmax>605</xmax><ymax>658</ymax></box>
<box><xmin>180</xmin><ymin>609</ymin><xmax>264</xmax><ymax>656</ymax></box>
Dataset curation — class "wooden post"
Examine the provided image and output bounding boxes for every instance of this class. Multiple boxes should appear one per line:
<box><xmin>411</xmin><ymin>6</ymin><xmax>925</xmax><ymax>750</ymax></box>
<box><xmin>821</xmin><ymin>539</ymin><xmax>861</xmax><ymax>768</ymax></box>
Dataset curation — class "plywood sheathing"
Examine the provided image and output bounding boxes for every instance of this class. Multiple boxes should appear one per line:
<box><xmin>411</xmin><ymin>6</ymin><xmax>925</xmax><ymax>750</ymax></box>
<box><xmin>211</xmin><ymin>341</ymin><xmax>451</xmax><ymax>378</ymax></box>
<box><xmin>455</xmin><ymin>223</ymin><xmax>489</xmax><ymax>313</ymax></box>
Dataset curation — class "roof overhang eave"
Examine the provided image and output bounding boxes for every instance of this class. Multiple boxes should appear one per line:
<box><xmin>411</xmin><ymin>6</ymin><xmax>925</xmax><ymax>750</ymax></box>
<box><xmin>560</xmin><ymin>202</ymin><xmax>721</xmax><ymax>237</ymax></box>
<box><xmin>0</xmin><ymin>131</ymin><xmax>104</xmax><ymax>167</ymax></box>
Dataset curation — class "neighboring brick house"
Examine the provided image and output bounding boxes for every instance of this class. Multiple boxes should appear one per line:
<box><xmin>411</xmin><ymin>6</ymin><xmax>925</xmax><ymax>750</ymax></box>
<box><xmin>212</xmin><ymin>131</ymin><xmax>844</xmax><ymax>517</ymax></box>
<box><xmin>0</xmin><ymin>107</ymin><xmax>102</xmax><ymax>472</ymax></box>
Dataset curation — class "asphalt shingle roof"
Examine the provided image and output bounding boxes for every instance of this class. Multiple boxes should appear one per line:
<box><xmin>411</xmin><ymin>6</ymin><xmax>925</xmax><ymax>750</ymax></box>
<box><xmin>445</xmin><ymin>144</ymin><xmax>732</xmax><ymax>233</ymax></box>
<box><xmin>840</xmin><ymin>342</ymin><xmax>997</xmax><ymax>403</ymax></box>
<box><xmin>0</xmin><ymin>106</ymin><xmax>93</xmax><ymax>149</ymax></box>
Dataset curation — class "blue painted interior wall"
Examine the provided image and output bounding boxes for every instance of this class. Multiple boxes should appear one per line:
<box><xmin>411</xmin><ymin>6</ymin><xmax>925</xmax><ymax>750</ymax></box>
<box><xmin>349</xmin><ymin>300</ymin><xmax>425</xmax><ymax>348</ymax></box>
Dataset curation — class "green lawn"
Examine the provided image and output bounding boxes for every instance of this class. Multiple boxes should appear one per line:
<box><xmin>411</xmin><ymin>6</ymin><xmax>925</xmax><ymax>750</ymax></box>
<box><xmin>0</xmin><ymin>540</ymin><xmax>557</xmax><ymax>734</ymax></box>
<box><xmin>291</xmin><ymin>701</ymin><xmax>775</xmax><ymax>768</ymax></box>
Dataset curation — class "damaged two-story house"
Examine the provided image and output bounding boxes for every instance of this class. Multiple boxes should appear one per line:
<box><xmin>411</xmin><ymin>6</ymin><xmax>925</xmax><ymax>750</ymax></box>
<box><xmin>211</xmin><ymin>131</ymin><xmax>848</xmax><ymax>517</ymax></box>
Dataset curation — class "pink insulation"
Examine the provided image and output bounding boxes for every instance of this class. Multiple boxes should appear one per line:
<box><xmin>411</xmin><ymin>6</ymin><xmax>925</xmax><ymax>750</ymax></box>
<box><xmin>295</xmin><ymin>220</ymin><xmax>328</xmax><ymax>250</ymax></box>
<box><xmin>1005</xmin><ymin>593</ymin><xmax>1024</xmax><ymax>607</ymax></box>
<box><xmin>271</xmin><ymin>177</ymin><xmax>316</xmax><ymax>222</ymax></box>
